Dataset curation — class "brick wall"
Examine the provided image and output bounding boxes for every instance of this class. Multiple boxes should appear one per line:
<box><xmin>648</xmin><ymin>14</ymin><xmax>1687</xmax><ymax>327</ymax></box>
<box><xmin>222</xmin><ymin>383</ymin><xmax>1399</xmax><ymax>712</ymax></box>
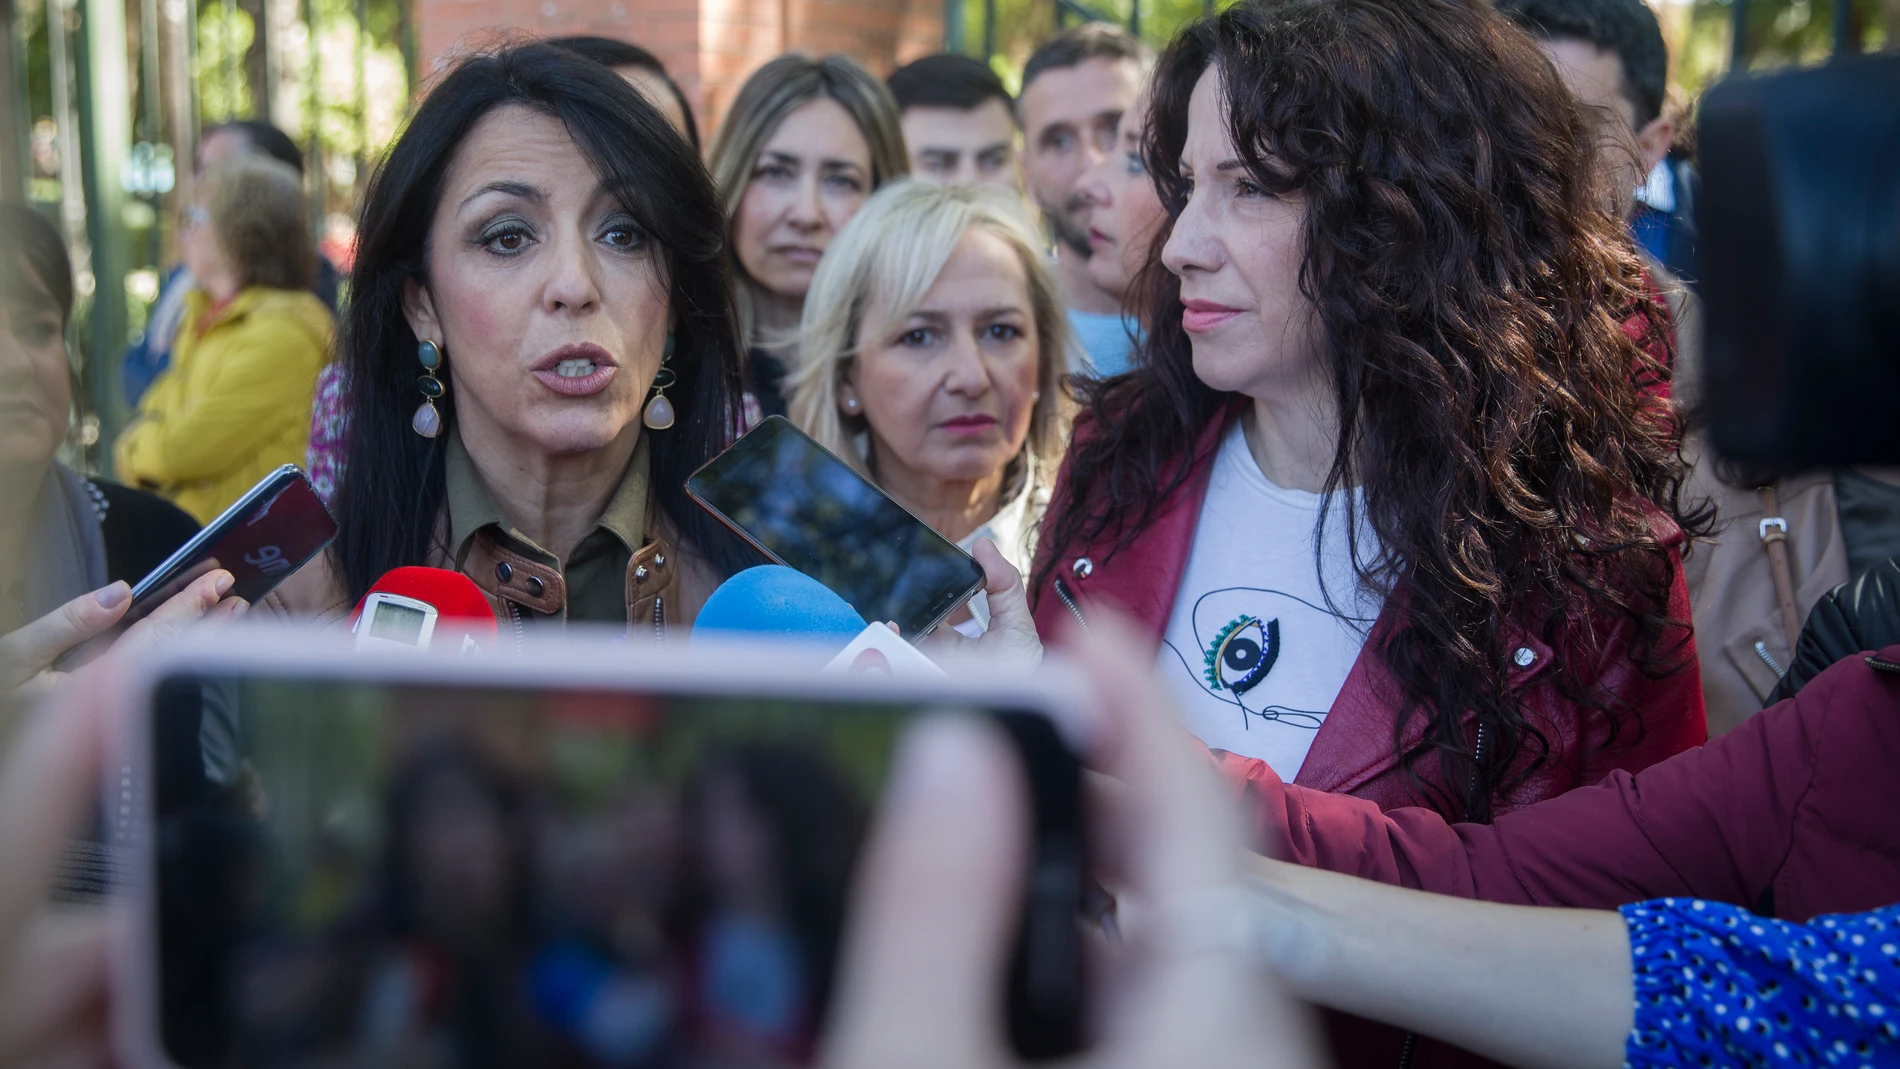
<box><xmin>414</xmin><ymin>0</ymin><xmax>942</xmax><ymax>133</ymax></box>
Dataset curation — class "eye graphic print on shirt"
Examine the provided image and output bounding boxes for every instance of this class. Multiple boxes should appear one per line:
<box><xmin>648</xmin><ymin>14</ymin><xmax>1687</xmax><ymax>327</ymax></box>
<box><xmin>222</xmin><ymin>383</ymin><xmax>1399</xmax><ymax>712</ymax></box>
<box><xmin>1162</xmin><ymin>585</ymin><xmax>1373</xmax><ymax>736</ymax></box>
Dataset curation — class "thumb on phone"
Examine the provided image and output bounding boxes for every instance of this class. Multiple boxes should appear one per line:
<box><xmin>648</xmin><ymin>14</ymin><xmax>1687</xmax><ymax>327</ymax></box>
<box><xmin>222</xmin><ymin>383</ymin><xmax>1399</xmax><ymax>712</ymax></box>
<box><xmin>117</xmin><ymin>569</ymin><xmax>238</xmax><ymax>657</ymax></box>
<box><xmin>0</xmin><ymin>583</ymin><xmax>132</xmax><ymax>691</ymax></box>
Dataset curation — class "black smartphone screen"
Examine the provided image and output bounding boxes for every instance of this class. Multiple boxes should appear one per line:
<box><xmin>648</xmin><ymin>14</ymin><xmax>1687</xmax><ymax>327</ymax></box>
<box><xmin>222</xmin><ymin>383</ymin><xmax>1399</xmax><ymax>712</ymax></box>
<box><xmin>126</xmin><ymin>466</ymin><xmax>337</xmax><ymax>627</ymax></box>
<box><xmin>144</xmin><ymin>673</ymin><xmax>1085</xmax><ymax>1067</ymax></box>
<box><xmin>686</xmin><ymin>418</ymin><xmax>986</xmax><ymax>639</ymax></box>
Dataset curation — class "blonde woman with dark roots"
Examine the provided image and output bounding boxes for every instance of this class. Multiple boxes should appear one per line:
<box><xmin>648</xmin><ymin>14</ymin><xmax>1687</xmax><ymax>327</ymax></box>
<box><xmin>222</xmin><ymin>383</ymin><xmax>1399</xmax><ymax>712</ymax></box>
<box><xmin>787</xmin><ymin>180</ymin><xmax>1073</xmax><ymax>636</ymax></box>
<box><xmin>706</xmin><ymin>53</ymin><xmax>908</xmax><ymax>419</ymax></box>
<box><xmin>116</xmin><ymin>156</ymin><xmax>334</xmax><ymax>522</ymax></box>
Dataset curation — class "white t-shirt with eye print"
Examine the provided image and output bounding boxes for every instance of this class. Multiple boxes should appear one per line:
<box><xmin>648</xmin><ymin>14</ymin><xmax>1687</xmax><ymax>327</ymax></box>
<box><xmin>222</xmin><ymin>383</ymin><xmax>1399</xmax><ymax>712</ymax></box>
<box><xmin>1156</xmin><ymin>421</ymin><xmax>1385</xmax><ymax>781</ymax></box>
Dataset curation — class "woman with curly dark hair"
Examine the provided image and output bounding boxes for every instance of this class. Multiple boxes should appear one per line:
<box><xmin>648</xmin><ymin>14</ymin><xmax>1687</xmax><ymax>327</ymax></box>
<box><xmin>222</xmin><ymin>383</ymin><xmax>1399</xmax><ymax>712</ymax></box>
<box><xmin>1025</xmin><ymin>0</ymin><xmax>1706</xmax><ymax>828</ymax></box>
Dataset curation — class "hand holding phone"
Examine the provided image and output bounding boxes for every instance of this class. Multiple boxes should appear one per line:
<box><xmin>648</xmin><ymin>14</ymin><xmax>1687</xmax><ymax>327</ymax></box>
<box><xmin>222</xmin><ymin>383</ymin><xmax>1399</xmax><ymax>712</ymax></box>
<box><xmin>121</xmin><ymin>466</ymin><xmax>335</xmax><ymax>633</ymax></box>
<box><xmin>9</xmin><ymin>571</ymin><xmax>243</xmax><ymax>690</ymax></box>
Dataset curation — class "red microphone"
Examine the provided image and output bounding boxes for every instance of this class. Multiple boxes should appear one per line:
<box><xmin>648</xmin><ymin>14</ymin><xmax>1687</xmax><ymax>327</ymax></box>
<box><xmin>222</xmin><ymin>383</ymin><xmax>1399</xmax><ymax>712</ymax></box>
<box><xmin>350</xmin><ymin>566</ymin><xmax>499</xmax><ymax>655</ymax></box>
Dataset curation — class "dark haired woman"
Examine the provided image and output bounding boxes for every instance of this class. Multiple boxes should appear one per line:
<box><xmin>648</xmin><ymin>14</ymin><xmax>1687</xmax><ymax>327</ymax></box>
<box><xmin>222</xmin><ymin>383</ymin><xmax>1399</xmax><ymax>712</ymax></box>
<box><xmin>1029</xmin><ymin>0</ymin><xmax>1705</xmax><ymax>825</ymax></box>
<box><xmin>0</xmin><ymin>203</ymin><xmax>202</xmax><ymax>643</ymax></box>
<box><xmin>265</xmin><ymin>43</ymin><xmax>757</xmax><ymax>632</ymax></box>
<box><xmin>549</xmin><ymin>35</ymin><xmax>700</xmax><ymax>149</ymax></box>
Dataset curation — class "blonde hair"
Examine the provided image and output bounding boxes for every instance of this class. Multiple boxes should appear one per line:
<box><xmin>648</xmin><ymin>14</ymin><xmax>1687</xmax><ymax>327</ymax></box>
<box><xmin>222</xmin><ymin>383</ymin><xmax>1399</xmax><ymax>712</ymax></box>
<box><xmin>199</xmin><ymin>155</ymin><xmax>313</xmax><ymax>292</ymax></box>
<box><xmin>786</xmin><ymin>180</ymin><xmax>1073</xmax><ymax>491</ymax></box>
<box><xmin>706</xmin><ymin>53</ymin><xmax>909</xmax><ymax>344</ymax></box>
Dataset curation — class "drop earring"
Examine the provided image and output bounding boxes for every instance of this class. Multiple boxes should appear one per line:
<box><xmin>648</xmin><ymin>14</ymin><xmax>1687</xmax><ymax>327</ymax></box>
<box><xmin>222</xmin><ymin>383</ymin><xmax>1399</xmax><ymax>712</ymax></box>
<box><xmin>413</xmin><ymin>340</ymin><xmax>445</xmax><ymax>438</ymax></box>
<box><xmin>643</xmin><ymin>333</ymin><xmax>676</xmax><ymax>431</ymax></box>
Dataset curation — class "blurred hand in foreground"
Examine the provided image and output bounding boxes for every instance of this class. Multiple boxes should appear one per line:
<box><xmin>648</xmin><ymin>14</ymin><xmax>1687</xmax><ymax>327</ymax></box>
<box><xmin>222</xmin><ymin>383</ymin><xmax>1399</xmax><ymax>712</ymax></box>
<box><xmin>0</xmin><ymin>659</ymin><xmax>116</xmax><ymax>1065</ymax></box>
<box><xmin>825</xmin><ymin>612</ymin><xmax>1327</xmax><ymax>1069</ymax></box>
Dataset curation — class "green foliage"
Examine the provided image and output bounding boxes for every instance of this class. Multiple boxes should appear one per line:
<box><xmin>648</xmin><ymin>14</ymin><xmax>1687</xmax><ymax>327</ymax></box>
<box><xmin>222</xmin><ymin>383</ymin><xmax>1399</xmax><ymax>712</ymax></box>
<box><xmin>961</xmin><ymin>0</ymin><xmax>1240</xmax><ymax>79</ymax></box>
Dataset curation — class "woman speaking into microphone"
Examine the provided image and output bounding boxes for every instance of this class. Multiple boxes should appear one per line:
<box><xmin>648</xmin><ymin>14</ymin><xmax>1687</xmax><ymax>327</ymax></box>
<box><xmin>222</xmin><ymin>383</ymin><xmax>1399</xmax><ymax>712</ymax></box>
<box><xmin>266</xmin><ymin>42</ymin><xmax>755</xmax><ymax>634</ymax></box>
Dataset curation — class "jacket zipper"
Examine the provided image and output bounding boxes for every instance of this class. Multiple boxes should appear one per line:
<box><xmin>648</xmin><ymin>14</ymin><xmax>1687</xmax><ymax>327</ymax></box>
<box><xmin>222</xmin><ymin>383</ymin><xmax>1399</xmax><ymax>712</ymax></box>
<box><xmin>1754</xmin><ymin>640</ymin><xmax>1785</xmax><ymax>677</ymax></box>
<box><xmin>652</xmin><ymin>594</ymin><xmax>666</xmax><ymax>642</ymax></box>
<box><xmin>1052</xmin><ymin>576</ymin><xmax>1091</xmax><ymax>633</ymax></box>
<box><xmin>503</xmin><ymin>598</ymin><xmax>526</xmax><ymax>653</ymax></box>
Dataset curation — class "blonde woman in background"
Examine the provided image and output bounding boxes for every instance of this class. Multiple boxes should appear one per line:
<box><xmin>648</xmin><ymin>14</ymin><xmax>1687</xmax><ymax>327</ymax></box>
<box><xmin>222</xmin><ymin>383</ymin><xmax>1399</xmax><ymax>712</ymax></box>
<box><xmin>787</xmin><ymin>181</ymin><xmax>1072</xmax><ymax>636</ymax></box>
<box><xmin>707</xmin><ymin>53</ymin><xmax>907</xmax><ymax>419</ymax></box>
<box><xmin>116</xmin><ymin>156</ymin><xmax>333</xmax><ymax>522</ymax></box>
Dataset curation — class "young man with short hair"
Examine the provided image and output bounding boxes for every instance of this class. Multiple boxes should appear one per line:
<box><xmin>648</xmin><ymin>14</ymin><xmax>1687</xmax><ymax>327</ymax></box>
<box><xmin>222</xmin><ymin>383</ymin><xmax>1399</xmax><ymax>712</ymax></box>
<box><xmin>887</xmin><ymin>54</ymin><xmax>1019</xmax><ymax>192</ymax></box>
<box><xmin>1016</xmin><ymin>24</ymin><xmax>1147</xmax><ymax>377</ymax></box>
<box><xmin>1499</xmin><ymin>0</ymin><xmax>1694</xmax><ymax>279</ymax></box>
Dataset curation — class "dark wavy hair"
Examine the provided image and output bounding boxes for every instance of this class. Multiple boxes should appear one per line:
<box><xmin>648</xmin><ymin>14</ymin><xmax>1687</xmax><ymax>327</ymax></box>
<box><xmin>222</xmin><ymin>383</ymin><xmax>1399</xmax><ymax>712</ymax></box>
<box><xmin>332</xmin><ymin>42</ymin><xmax>752</xmax><ymax>602</ymax></box>
<box><xmin>1034</xmin><ymin>0</ymin><xmax>1701</xmax><ymax>820</ymax></box>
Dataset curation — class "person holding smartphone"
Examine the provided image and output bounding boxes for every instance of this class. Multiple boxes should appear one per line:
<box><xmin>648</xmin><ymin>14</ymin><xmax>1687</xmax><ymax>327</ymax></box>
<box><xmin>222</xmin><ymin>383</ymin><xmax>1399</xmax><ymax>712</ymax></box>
<box><xmin>262</xmin><ymin>43</ymin><xmax>759</xmax><ymax>636</ymax></box>
<box><xmin>785</xmin><ymin>181</ymin><xmax>1072</xmax><ymax>636</ymax></box>
<box><xmin>0</xmin><ymin>204</ymin><xmax>202</xmax><ymax>645</ymax></box>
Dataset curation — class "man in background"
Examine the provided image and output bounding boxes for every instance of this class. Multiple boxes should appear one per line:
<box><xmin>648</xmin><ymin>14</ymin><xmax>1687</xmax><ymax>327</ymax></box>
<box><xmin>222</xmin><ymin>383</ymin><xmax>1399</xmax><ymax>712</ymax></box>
<box><xmin>887</xmin><ymin>54</ymin><xmax>1019</xmax><ymax>192</ymax></box>
<box><xmin>1499</xmin><ymin>0</ymin><xmax>1696</xmax><ymax>282</ymax></box>
<box><xmin>1016</xmin><ymin>24</ymin><xmax>1146</xmax><ymax>377</ymax></box>
<box><xmin>121</xmin><ymin>120</ymin><xmax>340</xmax><ymax>408</ymax></box>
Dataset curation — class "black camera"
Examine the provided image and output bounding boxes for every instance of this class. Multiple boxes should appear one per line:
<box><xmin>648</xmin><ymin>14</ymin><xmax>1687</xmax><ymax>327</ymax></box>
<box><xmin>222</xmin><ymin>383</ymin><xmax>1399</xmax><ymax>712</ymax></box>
<box><xmin>1700</xmin><ymin>52</ymin><xmax>1900</xmax><ymax>468</ymax></box>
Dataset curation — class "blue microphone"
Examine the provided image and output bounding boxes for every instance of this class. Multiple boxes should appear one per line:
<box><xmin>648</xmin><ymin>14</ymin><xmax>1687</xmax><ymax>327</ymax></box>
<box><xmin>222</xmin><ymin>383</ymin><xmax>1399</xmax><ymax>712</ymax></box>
<box><xmin>691</xmin><ymin>566</ymin><xmax>869</xmax><ymax>649</ymax></box>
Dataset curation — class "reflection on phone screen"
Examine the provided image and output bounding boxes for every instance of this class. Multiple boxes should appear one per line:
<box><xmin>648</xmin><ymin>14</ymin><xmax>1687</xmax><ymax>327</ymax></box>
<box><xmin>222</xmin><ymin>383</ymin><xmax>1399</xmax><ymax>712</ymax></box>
<box><xmin>688</xmin><ymin>419</ymin><xmax>985</xmax><ymax>638</ymax></box>
<box><xmin>145</xmin><ymin>675</ymin><xmax>1083</xmax><ymax>1067</ymax></box>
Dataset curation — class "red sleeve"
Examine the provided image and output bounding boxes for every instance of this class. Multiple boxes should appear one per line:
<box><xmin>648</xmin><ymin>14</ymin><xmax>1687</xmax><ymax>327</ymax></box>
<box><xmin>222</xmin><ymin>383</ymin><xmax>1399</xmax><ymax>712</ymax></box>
<box><xmin>1216</xmin><ymin>673</ymin><xmax>1820</xmax><ymax>910</ymax></box>
<box><xmin>1577</xmin><ymin>543</ymin><xmax>1709</xmax><ymax>789</ymax></box>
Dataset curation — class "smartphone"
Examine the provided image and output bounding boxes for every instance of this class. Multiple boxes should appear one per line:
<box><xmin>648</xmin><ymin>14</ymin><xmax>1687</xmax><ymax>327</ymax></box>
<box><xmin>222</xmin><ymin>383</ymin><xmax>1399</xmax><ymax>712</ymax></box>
<box><xmin>124</xmin><ymin>466</ymin><xmax>337</xmax><ymax>629</ymax></box>
<box><xmin>113</xmin><ymin>633</ymin><xmax>1088</xmax><ymax>1069</ymax></box>
<box><xmin>686</xmin><ymin>417</ymin><xmax>987</xmax><ymax>640</ymax></box>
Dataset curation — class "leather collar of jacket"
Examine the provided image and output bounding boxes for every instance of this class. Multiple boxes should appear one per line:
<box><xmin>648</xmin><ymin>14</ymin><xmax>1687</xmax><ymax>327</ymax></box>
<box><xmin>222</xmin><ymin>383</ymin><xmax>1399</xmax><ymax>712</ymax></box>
<box><xmin>460</xmin><ymin>526</ymin><xmax>679</xmax><ymax>631</ymax></box>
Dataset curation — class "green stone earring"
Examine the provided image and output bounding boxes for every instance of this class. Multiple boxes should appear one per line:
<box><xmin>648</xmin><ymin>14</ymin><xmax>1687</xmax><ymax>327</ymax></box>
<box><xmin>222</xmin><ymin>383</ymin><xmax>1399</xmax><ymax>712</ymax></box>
<box><xmin>643</xmin><ymin>333</ymin><xmax>677</xmax><ymax>431</ymax></box>
<box><xmin>414</xmin><ymin>339</ymin><xmax>445</xmax><ymax>438</ymax></box>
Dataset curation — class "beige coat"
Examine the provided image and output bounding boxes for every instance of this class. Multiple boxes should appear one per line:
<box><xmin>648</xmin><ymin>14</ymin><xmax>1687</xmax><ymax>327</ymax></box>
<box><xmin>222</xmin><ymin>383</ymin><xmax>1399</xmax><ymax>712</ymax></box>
<box><xmin>1662</xmin><ymin>262</ymin><xmax>1897</xmax><ymax>733</ymax></box>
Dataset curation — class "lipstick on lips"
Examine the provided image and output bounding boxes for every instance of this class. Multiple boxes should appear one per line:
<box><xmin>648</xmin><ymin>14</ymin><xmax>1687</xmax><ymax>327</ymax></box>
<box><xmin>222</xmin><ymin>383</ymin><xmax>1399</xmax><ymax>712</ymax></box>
<box><xmin>531</xmin><ymin>342</ymin><xmax>618</xmax><ymax>397</ymax></box>
<box><xmin>1181</xmin><ymin>299</ymin><xmax>1244</xmax><ymax>333</ymax></box>
<box><xmin>939</xmin><ymin>413</ymin><xmax>1000</xmax><ymax>436</ymax></box>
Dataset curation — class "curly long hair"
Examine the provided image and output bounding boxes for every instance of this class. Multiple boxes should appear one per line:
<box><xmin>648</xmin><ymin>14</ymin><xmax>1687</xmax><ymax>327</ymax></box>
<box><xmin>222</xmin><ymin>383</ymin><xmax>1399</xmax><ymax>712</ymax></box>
<box><xmin>1034</xmin><ymin>0</ymin><xmax>1703</xmax><ymax>820</ymax></box>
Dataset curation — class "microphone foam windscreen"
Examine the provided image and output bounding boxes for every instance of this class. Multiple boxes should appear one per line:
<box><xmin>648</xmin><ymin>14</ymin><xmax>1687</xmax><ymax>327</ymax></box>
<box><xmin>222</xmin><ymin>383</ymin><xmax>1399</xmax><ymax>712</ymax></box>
<box><xmin>692</xmin><ymin>565</ymin><xmax>868</xmax><ymax>645</ymax></box>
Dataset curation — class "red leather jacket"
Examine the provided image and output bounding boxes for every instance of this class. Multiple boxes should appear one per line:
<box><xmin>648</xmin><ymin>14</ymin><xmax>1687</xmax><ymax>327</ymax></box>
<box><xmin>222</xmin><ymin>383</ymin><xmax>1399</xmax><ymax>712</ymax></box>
<box><xmin>1029</xmin><ymin>401</ymin><xmax>1708</xmax><ymax>819</ymax></box>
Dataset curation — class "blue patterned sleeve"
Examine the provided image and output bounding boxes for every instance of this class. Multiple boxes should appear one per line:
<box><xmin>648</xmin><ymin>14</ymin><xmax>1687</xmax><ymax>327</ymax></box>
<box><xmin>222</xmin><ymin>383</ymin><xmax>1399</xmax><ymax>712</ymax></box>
<box><xmin>1621</xmin><ymin>898</ymin><xmax>1900</xmax><ymax>1068</ymax></box>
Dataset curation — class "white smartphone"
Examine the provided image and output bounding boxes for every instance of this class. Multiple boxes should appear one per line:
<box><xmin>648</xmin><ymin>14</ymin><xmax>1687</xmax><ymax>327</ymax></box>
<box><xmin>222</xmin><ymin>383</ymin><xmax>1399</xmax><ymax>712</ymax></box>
<box><xmin>108</xmin><ymin>629</ymin><xmax>1092</xmax><ymax>1069</ymax></box>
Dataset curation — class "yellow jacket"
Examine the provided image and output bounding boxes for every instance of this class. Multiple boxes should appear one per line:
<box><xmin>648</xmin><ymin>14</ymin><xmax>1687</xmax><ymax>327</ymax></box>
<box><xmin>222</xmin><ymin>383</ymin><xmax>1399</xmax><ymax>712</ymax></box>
<box><xmin>115</xmin><ymin>286</ymin><xmax>334</xmax><ymax>523</ymax></box>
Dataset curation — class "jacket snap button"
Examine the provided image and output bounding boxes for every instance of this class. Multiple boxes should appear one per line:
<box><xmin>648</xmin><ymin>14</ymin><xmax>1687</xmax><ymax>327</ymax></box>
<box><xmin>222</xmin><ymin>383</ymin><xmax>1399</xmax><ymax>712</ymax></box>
<box><xmin>655</xmin><ymin>555</ymin><xmax>665</xmax><ymax>567</ymax></box>
<box><xmin>524</xmin><ymin>576</ymin><xmax>545</xmax><ymax>598</ymax></box>
<box><xmin>496</xmin><ymin>562</ymin><xmax>513</xmax><ymax>583</ymax></box>
<box><xmin>1513</xmin><ymin>647</ymin><xmax>1535</xmax><ymax>667</ymax></box>
<box><xmin>1072</xmin><ymin>557</ymin><xmax>1094</xmax><ymax>579</ymax></box>
<box><xmin>635</xmin><ymin>565</ymin><xmax>649</xmax><ymax>581</ymax></box>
